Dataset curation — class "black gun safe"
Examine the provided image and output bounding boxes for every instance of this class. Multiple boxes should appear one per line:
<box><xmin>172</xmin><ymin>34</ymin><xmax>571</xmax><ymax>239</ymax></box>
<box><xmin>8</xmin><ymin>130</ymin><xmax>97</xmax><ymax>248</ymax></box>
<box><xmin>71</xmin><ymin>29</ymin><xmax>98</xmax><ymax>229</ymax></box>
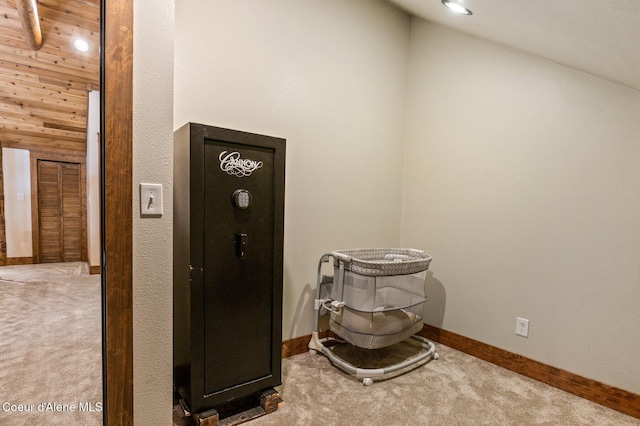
<box><xmin>173</xmin><ymin>123</ymin><xmax>285</xmax><ymax>417</ymax></box>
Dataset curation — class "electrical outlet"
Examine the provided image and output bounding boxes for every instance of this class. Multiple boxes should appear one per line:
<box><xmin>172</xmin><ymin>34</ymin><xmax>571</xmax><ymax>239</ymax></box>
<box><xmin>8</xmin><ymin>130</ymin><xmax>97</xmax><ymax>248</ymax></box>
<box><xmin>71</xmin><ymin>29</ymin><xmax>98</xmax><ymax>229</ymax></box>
<box><xmin>516</xmin><ymin>317</ymin><xmax>529</xmax><ymax>337</ymax></box>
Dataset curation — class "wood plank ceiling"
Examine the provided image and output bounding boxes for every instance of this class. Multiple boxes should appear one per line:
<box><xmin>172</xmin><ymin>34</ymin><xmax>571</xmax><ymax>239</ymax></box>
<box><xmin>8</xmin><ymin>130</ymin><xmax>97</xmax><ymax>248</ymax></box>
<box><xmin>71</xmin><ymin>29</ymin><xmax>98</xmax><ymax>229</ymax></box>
<box><xmin>0</xmin><ymin>0</ymin><xmax>99</xmax><ymax>154</ymax></box>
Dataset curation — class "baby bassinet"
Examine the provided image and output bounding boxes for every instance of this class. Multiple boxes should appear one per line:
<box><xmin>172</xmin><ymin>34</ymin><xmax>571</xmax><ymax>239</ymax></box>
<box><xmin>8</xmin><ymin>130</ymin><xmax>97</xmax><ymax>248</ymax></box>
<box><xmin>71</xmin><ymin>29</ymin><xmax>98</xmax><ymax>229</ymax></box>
<box><xmin>308</xmin><ymin>249</ymin><xmax>439</xmax><ymax>385</ymax></box>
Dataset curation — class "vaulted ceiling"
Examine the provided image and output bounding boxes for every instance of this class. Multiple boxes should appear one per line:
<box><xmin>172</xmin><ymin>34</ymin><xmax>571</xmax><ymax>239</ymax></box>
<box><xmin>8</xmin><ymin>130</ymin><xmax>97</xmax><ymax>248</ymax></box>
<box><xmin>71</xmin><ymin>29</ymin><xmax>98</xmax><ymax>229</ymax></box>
<box><xmin>389</xmin><ymin>0</ymin><xmax>640</xmax><ymax>91</ymax></box>
<box><xmin>0</xmin><ymin>0</ymin><xmax>99</xmax><ymax>154</ymax></box>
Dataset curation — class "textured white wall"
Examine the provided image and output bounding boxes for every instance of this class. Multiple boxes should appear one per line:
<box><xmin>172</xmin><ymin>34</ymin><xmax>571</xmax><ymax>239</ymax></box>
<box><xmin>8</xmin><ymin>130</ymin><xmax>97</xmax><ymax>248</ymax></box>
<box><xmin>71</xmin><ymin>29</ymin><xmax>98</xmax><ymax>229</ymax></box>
<box><xmin>2</xmin><ymin>148</ymin><xmax>32</xmax><ymax>258</ymax></box>
<box><xmin>134</xmin><ymin>3</ymin><xmax>640</xmax><ymax>421</ymax></box>
<box><xmin>401</xmin><ymin>20</ymin><xmax>640</xmax><ymax>393</ymax></box>
<box><xmin>133</xmin><ymin>0</ymin><xmax>175</xmax><ymax>424</ymax></box>
<box><xmin>174</xmin><ymin>0</ymin><xmax>411</xmax><ymax>340</ymax></box>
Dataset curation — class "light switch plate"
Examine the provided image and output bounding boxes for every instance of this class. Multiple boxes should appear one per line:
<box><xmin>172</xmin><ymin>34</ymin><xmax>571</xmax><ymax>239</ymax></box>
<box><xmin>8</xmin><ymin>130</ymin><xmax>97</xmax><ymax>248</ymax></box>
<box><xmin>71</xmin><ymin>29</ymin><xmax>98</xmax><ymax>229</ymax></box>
<box><xmin>140</xmin><ymin>183</ymin><xmax>163</xmax><ymax>217</ymax></box>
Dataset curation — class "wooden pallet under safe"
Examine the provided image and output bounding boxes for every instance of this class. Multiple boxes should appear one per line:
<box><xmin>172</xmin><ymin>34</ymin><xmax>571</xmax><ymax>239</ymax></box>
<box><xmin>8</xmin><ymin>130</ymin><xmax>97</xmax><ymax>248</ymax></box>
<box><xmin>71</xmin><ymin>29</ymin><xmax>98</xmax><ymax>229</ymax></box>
<box><xmin>173</xmin><ymin>389</ymin><xmax>283</xmax><ymax>426</ymax></box>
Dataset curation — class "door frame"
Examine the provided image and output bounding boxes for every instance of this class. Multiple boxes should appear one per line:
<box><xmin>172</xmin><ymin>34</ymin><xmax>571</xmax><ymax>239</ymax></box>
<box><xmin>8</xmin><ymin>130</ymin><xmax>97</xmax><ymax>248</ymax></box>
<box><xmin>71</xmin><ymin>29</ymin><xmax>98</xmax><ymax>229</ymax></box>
<box><xmin>102</xmin><ymin>0</ymin><xmax>134</xmax><ymax>424</ymax></box>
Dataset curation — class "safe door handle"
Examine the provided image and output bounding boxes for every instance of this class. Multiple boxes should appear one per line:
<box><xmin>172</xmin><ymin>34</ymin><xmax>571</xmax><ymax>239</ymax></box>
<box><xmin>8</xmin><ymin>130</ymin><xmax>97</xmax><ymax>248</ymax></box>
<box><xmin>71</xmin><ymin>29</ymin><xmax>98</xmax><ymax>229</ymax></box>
<box><xmin>235</xmin><ymin>233</ymin><xmax>248</xmax><ymax>258</ymax></box>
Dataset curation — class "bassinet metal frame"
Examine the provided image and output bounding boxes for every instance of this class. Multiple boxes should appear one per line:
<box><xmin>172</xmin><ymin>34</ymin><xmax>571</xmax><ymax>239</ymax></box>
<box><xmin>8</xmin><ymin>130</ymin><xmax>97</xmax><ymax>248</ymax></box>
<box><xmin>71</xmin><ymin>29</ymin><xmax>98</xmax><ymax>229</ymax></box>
<box><xmin>308</xmin><ymin>251</ymin><xmax>439</xmax><ymax>385</ymax></box>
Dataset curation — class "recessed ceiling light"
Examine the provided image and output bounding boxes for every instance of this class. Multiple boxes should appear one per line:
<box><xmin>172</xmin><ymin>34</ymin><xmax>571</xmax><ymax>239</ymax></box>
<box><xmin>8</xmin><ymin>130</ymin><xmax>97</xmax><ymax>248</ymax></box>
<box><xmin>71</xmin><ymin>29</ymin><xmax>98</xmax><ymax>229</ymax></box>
<box><xmin>441</xmin><ymin>0</ymin><xmax>472</xmax><ymax>15</ymax></box>
<box><xmin>73</xmin><ymin>39</ymin><xmax>89</xmax><ymax>52</ymax></box>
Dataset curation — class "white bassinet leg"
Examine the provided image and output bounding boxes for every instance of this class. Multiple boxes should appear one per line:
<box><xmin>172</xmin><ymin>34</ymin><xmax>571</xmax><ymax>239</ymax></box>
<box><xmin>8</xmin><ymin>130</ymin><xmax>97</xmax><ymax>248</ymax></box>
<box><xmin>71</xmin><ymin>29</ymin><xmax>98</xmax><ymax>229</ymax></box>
<box><xmin>309</xmin><ymin>253</ymin><xmax>336</xmax><ymax>354</ymax></box>
<box><xmin>308</xmin><ymin>331</ymin><xmax>323</xmax><ymax>352</ymax></box>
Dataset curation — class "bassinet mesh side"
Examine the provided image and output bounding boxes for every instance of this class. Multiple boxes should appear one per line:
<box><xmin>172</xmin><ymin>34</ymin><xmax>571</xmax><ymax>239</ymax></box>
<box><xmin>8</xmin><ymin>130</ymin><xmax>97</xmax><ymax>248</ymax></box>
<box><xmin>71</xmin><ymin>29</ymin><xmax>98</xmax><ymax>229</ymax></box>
<box><xmin>327</xmin><ymin>248</ymin><xmax>432</xmax><ymax>350</ymax></box>
<box><xmin>332</xmin><ymin>248</ymin><xmax>431</xmax><ymax>276</ymax></box>
<box><xmin>330</xmin><ymin>318</ymin><xmax>424</xmax><ymax>350</ymax></box>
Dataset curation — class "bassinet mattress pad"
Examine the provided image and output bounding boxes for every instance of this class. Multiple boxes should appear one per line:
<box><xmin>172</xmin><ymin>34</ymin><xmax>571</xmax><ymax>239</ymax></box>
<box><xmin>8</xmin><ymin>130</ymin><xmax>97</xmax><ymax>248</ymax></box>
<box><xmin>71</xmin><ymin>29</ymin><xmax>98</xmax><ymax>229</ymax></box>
<box><xmin>335</xmin><ymin>307</ymin><xmax>419</xmax><ymax>335</ymax></box>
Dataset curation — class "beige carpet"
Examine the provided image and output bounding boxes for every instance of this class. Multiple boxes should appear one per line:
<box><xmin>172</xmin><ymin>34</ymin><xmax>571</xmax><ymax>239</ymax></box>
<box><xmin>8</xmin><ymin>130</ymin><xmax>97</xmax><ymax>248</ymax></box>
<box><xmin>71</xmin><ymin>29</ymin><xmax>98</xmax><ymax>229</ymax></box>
<box><xmin>176</xmin><ymin>338</ymin><xmax>639</xmax><ymax>425</ymax></box>
<box><xmin>0</xmin><ymin>262</ymin><xmax>103</xmax><ymax>426</ymax></box>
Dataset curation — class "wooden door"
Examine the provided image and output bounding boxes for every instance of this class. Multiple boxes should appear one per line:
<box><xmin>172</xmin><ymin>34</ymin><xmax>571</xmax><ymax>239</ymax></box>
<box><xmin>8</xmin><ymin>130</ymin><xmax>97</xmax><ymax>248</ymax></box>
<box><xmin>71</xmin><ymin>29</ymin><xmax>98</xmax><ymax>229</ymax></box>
<box><xmin>38</xmin><ymin>160</ymin><xmax>83</xmax><ymax>263</ymax></box>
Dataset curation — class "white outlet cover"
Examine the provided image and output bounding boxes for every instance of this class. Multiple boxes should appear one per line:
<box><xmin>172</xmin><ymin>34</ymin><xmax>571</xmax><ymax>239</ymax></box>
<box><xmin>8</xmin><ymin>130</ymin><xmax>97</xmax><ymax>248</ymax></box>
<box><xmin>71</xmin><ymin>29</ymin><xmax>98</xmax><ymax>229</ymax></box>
<box><xmin>140</xmin><ymin>183</ymin><xmax>163</xmax><ymax>217</ymax></box>
<box><xmin>516</xmin><ymin>317</ymin><xmax>529</xmax><ymax>338</ymax></box>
